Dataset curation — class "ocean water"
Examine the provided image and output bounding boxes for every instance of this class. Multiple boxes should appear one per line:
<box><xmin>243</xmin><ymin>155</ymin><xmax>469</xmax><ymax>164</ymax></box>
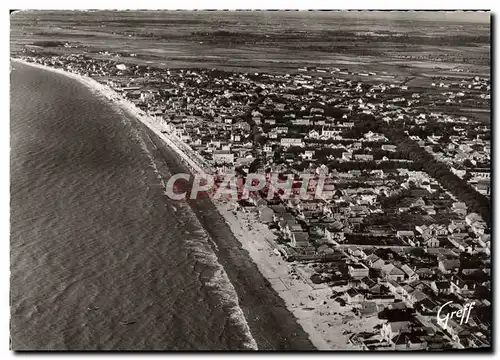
<box><xmin>10</xmin><ymin>61</ymin><xmax>315</xmax><ymax>351</ymax></box>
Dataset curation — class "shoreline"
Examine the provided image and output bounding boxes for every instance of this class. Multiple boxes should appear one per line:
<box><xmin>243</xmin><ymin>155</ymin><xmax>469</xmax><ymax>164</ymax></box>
<box><xmin>12</xmin><ymin>58</ymin><xmax>318</xmax><ymax>350</ymax></box>
<box><xmin>12</xmin><ymin>58</ymin><xmax>367</xmax><ymax>350</ymax></box>
<box><xmin>12</xmin><ymin>58</ymin><xmax>261</xmax><ymax>350</ymax></box>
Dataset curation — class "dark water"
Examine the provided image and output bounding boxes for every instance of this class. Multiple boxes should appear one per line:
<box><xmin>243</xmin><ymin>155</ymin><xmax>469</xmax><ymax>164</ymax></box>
<box><xmin>10</xmin><ymin>61</ymin><xmax>315</xmax><ymax>351</ymax></box>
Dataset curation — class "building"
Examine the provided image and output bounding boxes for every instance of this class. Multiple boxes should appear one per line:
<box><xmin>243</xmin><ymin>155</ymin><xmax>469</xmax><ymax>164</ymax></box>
<box><xmin>431</xmin><ymin>281</ymin><xmax>451</xmax><ymax>295</ymax></box>
<box><xmin>381</xmin><ymin>144</ymin><xmax>397</xmax><ymax>152</ymax></box>
<box><xmin>354</xmin><ymin>154</ymin><xmax>374</xmax><ymax>162</ymax></box>
<box><xmin>348</xmin><ymin>263</ymin><xmax>370</xmax><ymax>279</ymax></box>
<box><xmin>213</xmin><ymin>150</ymin><xmax>235</xmax><ymax>164</ymax></box>
<box><xmin>381</xmin><ymin>321</ymin><xmax>412</xmax><ymax>342</ymax></box>
<box><xmin>342</xmin><ymin>152</ymin><xmax>353</xmax><ymax>161</ymax></box>
<box><xmin>302</xmin><ymin>150</ymin><xmax>315</xmax><ymax>160</ymax></box>
<box><xmin>258</xmin><ymin>206</ymin><xmax>274</xmax><ymax>223</ymax></box>
<box><xmin>345</xmin><ymin>288</ymin><xmax>365</xmax><ymax>304</ymax></box>
<box><xmin>452</xmin><ymin>202</ymin><xmax>468</xmax><ymax>217</ymax></box>
<box><xmin>450</xmin><ymin>274</ymin><xmax>477</xmax><ymax>295</ymax></box>
<box><xmin>400</xmin><ymin>265</ymin><xmax>419</xmax><ymax>282</ymax></box>
<box><xmin>280</xmin><ymin>138</ymin><xmax>305</xmax><ymax>148</ymax></box>
<box><xmin>321</xmin><ymin>126</ymin><xmax>339</xmax><ymax>139</ymax></box>
<box><xmin>367</xmin><ymin>254</ymin><xmax>385</xmax><ymax>270</ymax></box>
<box><xmin>290</xmin><ymin>231</ymin><xmax>310</xmax><ymax>248</ymax></box>
<box><xmin>438</xmin><ymin>259</ymin><xmax>460</xmax><ymax>274</ymax></box>
<box><xmin>392</xmin><ymin>332</ymin><xmax>428</xmax><ymax>351</ymax></box>
<box><xmin>382</xmin><ymin>264</ymin><xmax>405</xmax><ymax>282</ymax></box>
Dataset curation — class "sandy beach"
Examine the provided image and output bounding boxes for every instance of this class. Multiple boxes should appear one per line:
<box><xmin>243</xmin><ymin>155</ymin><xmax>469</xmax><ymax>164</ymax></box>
<box><xmin>12</xmin><ymin>58</ymin><xmax>381</xmax><ymax>350</ymax></box>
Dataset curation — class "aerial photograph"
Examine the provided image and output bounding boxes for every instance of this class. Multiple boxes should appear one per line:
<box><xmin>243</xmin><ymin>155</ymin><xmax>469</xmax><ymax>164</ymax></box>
<box><xmin>10</xmin><ymin>10</ymin><xmax>491</xmax><ymax>351</ymax></box>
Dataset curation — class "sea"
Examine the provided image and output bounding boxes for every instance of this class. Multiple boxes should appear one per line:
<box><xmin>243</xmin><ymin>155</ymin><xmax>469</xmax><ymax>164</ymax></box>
<box><xmin>10</xmin><ymin>61</ymin><xmax>315</xmax><ymax>350</ymax></box>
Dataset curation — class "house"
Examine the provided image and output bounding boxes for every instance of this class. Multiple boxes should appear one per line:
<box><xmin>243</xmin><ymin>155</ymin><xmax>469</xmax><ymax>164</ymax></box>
<box><xmin>450</xmin><ymin>274</ymin><xmax>477</xmax><ymax>294</ymax></box>
<box><xmin>371</xmin><ymin>258</ymin><xmax>386</xmax><ymax>270</ymax></box>
<box><xmin>406</xmin><ymin>289</ymin><xmax>428</xmax><ymax>307</ymax></box>
<box><xmin>324</xmin><ymin>228</ymin><xmax>345</xmax><ymax>244</ymax></box>
<box><xmin>258</xmin><ymin>206</ymin><xmax>274</xmax><ymax>223</ymax></box>
<box><xmin>438</xmin><ymin>259</ymin><xmax>460</xmax><ymax>274</ymax></box>
<box><xmin>367</xmin><ymin>283</ymin><xmax>388</xmax><ymax>297</ymax></box>
<box><xmin>397</xmin><ymin>230</ymin><xmax>415</xmax><ymax>244</ymax></box>
<box><xmin>292</xmin><ymin>118</ymin><xmax>311</xmax><ymax>126</ymax></box>
<box><xmin>283</xmin><ymin>219</ymin><xmax>302</xmax><ymax>238</ymax></box>
<box><xmin>352</xmin><ymin>142</ymin><xmax>362</xmax><ymax>150</ymax></box>
<box><xmin>213</xmin><ymin>150</ymin><xmax>235</xmax><ymax>164</ymax></box>
<box><xmin>448</xmin><ymin>220</ymin><xmax>467</xmax><ymax>234</ymax></box>
<box><xmin>275</xmin><ymin>126</ymin><xmax>289</xmax><ymax>134</ymax></box>
<box><xmin>371</xmin><ymin>169</ymin><xmax>385</xmax><ymax>178</ymax></box>
<box><xmin>302</xmin><ymin>150</ymin><xmax>315</xmax><ymax>160</ymax></box>
<box><xmin>270</xmin><ymin>205</ymin><xmax>287</xmax><ymax>222</ymax></box>
<box><xmin>364</xmin><ymin>131</ymin><xmax>387</xmax><ymax>142</ymax></box>
<box><xmin>402</xmin><ymin>284</ymin><xmax>414</xmax><ymax>299</ymax></box>
<box><xmin>392</xmin><ymin>332</ymin><xmax>428</xmax><ymax>351</ymax></box>
<box><xmin>360</xmin><ymin>277</ymin><xmax>377</xmax><ymax>290</ymax></box>
<box><xmin>317</xmin><ymin>244</ymin><xmax>334</xmax><ymax>255</ymax></box>
<box><xmin>447</xmin><ymin>233</ymin><xmax>470</xmax><ymax>252</ymax></box>
<box><xmin>411</xmin><ymin>197</ymin><xmax>426</xmax><ymax>208</ymax></box>
<box><xmin>308</xmin><ymin>129</ymin><xmax>320</xmax><ymax>139</ymax></box>
<box><xmin>345</xmin><ymin>288</ymin><xmax>365</xmax><ymax>304</ymax></box>
<box><xmin>366</xmin><ymin>253</ymin><xmax>379</xmax><ymax>265</ymax></box>
<box><xmin>368</xmin><ymin>294</ymin><xmax>396</xmax><ymax>305</ymax></box>
<box><xmin>360</xmin><ymin>301</ymin><xmax>379</xmax><ymax>316</ymax></box>
<box><xmin>415</xmin><ymin>267</ymin><xmax>433</xmax><ymax>279</ymax></box>
<box><xmin>358</xmin><ymin>248</ymin><xmax>373</xmax><ymax>260</ymax></box>
<box><xmin>349</xmin><ymin>217</ymin><xmax>364</xmax><ymax>230</ymax></box>
<box><xmin>381</xmin><ymin>264</ymin><xmax>406</xmax><ymax>282</ymax></box>
<box><xmin>349</xmin><ymin>205</ymin><xmax>369</xmax><ymax>217</ymax></box>
<box><xmin>268</xmin><ymin>131</ymin><xmax>278</xmax><ymax>139</ymax></box>
<box><xmin>424</xmin><ymin>206</ymin><xmax>437</xmax><ymax>216</ymax></box>
<box><xmin>349</xmin><ymin>248</ymin><xmax>364</xmax><ymax>258</ymax></box>
<box><xmin>429</xmin><ymin>224</ymin><xmax>449</xmax><ymax>236</ymax></box>
<box><xmin>280</xmin><ymin>138</ymin><xmax>305</xmax><ymax>148</ymax></box>
<box><xmin>422</xmin><ymin>236</ymin><xmax>440</xmax><ymax>248</ymax></box>
<box><xmin>387</xmin><ymin>280</ymin><xmax>405</xmax><ymax>298</ymax></box>
<box><xmin>282</xmin><ymin>212</ymin><xmax>297</xmax><ymax>223</ymax></box>
<box><xmin>430</xmin><ymin>280</ymin><xmax>451</xmax><ymax>295</ymax></box>
<box><xmin>381</xmin><ymin>144</ymin><xmax>397</xmax><ymax>152</ymax></box>
<box><xmin>342</xmin><ymin>152</ymin><xmax>353</xmax><ymax>161</ymax></box>
<box><xmin>452</xmin><ymin>202</ymin><xmax>468</xmax><ymax>217</ymax></box>
<box><xmin>321</xmin><ymin>126</ymin><xmax>339</xmax><ymax>139</ymax></box>
<box><xmin>460</xmin><ymin>260</ymin><xmax>482</xmax><ymax>276</ymax></box>
<box><xmin>415</xmin><ymin>225</ymin><xmax>428</xmax><ymax>235</ymax></box>
<box><xmin>415</xmin><ymin>298</ymin><xmax>439</xmax><ymax>315</ymax></box>
<box><xmin>354</xmin><ymin>154</ymin><xmax>374</xmax><ymax>162</ymax></box>
<box><xmin>231</xmin><ymin>132</ymin><xmax>241</xmax><ymax>143</ymax></box>
<box><xmin>381</xmin><ymin>321</ymin><xmax>412</xmax><ymax>342</ymax></box>
<box><xmin>400</xmin><ymin>264</ymin><xmax>419</xmax><ymax>282</ymax></box>
<box><xmin>290</xmin><ymin>231</ymin><xmax>310</xmax><ymax>248</ymax></box>
<box><xmin>465</xmin><ymin>213</ymin><xmax>484</xmax><ymax>226</ymax></box>
<box><xmin>436</xmin><ymin>311</ymin><xmax>468</xmax><ymax>339</ymax></box>
<box><xmin>348</xmin><ymin>263</ymin><xmax>370</xmax><ymax>279</ymax></box>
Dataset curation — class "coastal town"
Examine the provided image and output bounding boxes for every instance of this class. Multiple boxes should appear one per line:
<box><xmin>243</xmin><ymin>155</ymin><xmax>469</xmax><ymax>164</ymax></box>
<box><xmin>15</xmin><ymin>48</ymin><xmax>491</xmax><ymax>350</ymax></box>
